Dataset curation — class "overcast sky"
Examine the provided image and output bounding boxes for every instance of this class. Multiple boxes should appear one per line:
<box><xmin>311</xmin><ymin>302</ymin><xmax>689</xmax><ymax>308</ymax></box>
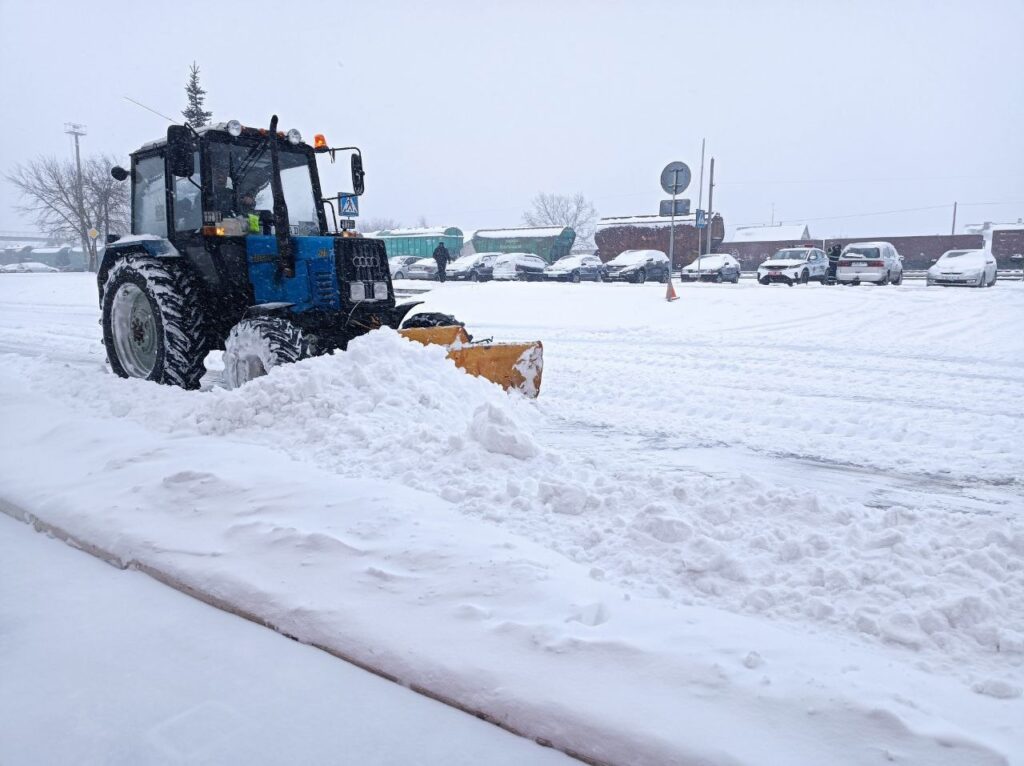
<box><xmin>1</xmin><ymin>0</ymin><xmax>1021</xmax><ymax>239</ymax></box>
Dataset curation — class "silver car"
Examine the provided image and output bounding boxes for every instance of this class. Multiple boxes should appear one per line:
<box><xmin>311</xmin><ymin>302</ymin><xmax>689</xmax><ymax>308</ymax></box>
<box><xmin>388</xmin><ymin>256</ymin><xmax>421</xmax><ymax>280</ymax></box>
<box><xmin>405</xmin><ymin>257</ymin><xmax>439</xmax><ymax>280</ymax></box>
<box><xmin>927</xmin><ymin>249</ymin><xmax>998</xmax><ymax>287</ymax></box>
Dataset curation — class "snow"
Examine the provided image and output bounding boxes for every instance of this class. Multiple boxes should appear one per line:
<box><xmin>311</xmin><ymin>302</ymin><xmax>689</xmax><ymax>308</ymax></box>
<box><xmin>376</xmin><ymin>226</ymin><xmax>461</xmax><ymax>237</ymax></box>
<box><xmin>731</xmin><ymin>224</ymin><xmax>811</xmax><ymax>242</ymax></box>
<box><xmin>0</xmin><ymin>514</ymin><xmax>573</xmax><ymax>766</ymax></box>
<box><xmin>598</xmin><ymin>214</ymin><xmax>697</xmax><ymax>229</ymax></box>
<box><xmin>608</xmin><ymin>249</ymin><xmax>667</xmax><ymax>264</ymax></box>
<box><xmin>1</xmin><ymin>274</ymin><xmax>1023</xmax><ymax>764</ymax></box>
<box><xmin>475</xmin><ymin>226</ymin><xmax>568</xmax><ymax>238</ymax></box>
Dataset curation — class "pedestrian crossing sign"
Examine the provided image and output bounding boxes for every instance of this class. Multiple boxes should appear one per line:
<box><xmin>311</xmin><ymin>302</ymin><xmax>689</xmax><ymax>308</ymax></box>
<box><xmin>338</xmin><ymin>194</ymin><xmax>359</xmax><ymax>217</ymax></box>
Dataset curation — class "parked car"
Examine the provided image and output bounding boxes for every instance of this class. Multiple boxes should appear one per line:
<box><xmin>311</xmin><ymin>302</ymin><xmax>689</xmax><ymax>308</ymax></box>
<box><xmin>405</xmin><ymin>257</ymin><xmax>440</xmax><ymax>281</ymax></box>
<box><xmin>543</xmin><ymin>254</ymin><xmax>606</xmax><ymax>282</ymax></box>
<box><xmin>680</xmin><ymin>253</ymin><xmax>741</xmax><ymax>283</ymax></box>
<box><xmin>491</xmin><ymin>253</ymin><xmax>548</xmax><ymax>281</ymax></box>
<box><xmin>0</xmin><ymin>262</ymin><xmax>60</xmax><ymax>273</ymax></box>
<box><xmin>757</xmin><ymin>247</ymin><xmax>829</xmax><ymax>285</ymax></box>
<box><xmin>388</xmin><ymin>255</ymin><xmax>421</xmax><ymax>280</ymax></box>
<box><xmin>603</xmin><ymin>250</ymin><xmax>671</xmax><ymax>283</ymax></box>
<box><xmin>448</xmin><ymin>252</ymin><xmax>500</xmax><ymax>282</ymax></box>
<box><xmin>926</xmin><ymin>249</ymin><xmax>998</xmax><ymax>287</ymax></box>
<box><xmin>836</xmin><ymin>242</ymin><xmax>903</xmax><ymax>285</ymax></box>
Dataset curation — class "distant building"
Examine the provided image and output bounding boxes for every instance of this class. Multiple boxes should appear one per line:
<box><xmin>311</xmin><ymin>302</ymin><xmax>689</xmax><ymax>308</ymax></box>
<box><xmin>594</xmin><ymin>213</ymin><xmax>725</xmax><ymax>266</ymax></box>
<box><xmin>472</xmin><ymin>226</ymin><xmax>575</xmax><ymax>264</ymax></box>
<box><xmin>372</xmin><ymin>227</ymin><xmax>464</xmax><ymax>260</ymax></box>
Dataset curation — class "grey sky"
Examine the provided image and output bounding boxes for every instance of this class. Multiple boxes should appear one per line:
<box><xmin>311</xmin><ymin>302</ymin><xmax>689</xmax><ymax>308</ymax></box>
<box><xmin>1</xmin><ymin>0</ymin><xmax>1021</xmax><ymax>238</ymax></box>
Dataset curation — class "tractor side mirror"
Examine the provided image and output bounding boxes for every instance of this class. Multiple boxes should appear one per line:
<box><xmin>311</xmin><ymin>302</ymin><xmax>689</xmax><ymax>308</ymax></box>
<box><xmin>167</xmin><ymin>125</ymin><xmax>195</xmax><ymax>178</ymax></box>
<box><xmin>110</xmin><ymin>166</ymin><xmax>129</xmax><ymax>181</ymax></box>
<box><xmin>351</xmin><ymin>153</ymin><xmax>365</xmax><ymax>196</ymax></box>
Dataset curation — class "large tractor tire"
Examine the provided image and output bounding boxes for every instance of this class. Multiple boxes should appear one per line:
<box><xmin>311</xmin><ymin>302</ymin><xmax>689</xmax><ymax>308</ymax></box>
<box><xmin>102</xmin><ymin>256</ymin><xmax>209</xmax><ymax>389</ymax></box>
<box><xmin>223</xmin><ymin>316</ymin><xmax>311</xmax><ymax>389</ymax></box>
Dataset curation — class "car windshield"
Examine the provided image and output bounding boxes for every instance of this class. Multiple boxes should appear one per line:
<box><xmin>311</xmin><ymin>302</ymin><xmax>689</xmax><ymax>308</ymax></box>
<box><xmin>450</xmin><ymin>255</ymin><xmax>479</xmax><ymax>268</ymax></box>
<box><xmin>208</xmin><ymin>139</ymin><xmax>320</xmax><ymax>235</ymax></box>
<box><xmin>550</xmin><ymin>256</ymin><xmax>580</xmax><ymax>267</ymax></box>
<box><xmin>940</xmin><ymin>250</ymin><xmax>972</xmax><ymax>259</ymax></box>
<box><xmin>844</xmin><ymin>247</ymin><xmax>880</xmax><ymax>258</ymax></box>
<box><xmin>611</xmin><ymin>251</ymin><xmax>652</xmax><ymax>265</ymax></box>
<box><xmin>772</xmin><ymin>250</ymin><xmax>809</xmax><ymax>261</ymax></box>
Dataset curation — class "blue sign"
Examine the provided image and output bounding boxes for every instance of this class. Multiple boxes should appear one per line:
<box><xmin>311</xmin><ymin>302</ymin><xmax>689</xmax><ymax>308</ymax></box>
<box><xmin>695</xmin><ymin>209</ymin><xmax>707</xmax><ymax>229</ymax></box>
<box><xmin>338</xmin><ymin>194</ymin><xmax>360</xmax><ymax>217</ymax></box>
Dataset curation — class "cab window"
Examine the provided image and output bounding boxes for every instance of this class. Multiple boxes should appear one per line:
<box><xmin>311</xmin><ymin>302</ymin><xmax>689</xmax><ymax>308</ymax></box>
<box><xmin>133</xmin><ymin>155</ymin><xmax>167</xmax><ymax>237</ymax></box>
<box><xmin>173</xmin><ymin>151</ymin><xmax>202</xmax><ymax>232</ymax></box>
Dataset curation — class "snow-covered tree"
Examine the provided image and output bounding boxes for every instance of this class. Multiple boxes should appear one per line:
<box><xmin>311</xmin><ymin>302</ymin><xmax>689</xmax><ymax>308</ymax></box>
<box><xmin>181</xmin><ymin>62</ymin><xmax>212</xmax><ymax>127</ymax></box>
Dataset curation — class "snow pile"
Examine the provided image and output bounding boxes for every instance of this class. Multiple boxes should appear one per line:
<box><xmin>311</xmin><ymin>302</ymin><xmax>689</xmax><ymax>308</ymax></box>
<box><xmin>195</xmin><ymin>329</ymin><xmax>542</xmax><ymax>466</ymax></box>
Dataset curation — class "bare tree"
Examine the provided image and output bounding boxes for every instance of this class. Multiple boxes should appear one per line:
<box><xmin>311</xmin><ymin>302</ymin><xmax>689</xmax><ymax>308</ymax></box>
<box><xmin>6</xmin><ymin>154</ymin><xmax>130</xmax><ymax>271</ymax></box>
<box><xmin>357</xmin><ymin>216</ymin><xmax>402</xmax><ymax>234</ymax></box>
<box><xmin>523</xmin><ymin>192</ymin><xmax>597</xmax><ymax>248</ymax></box>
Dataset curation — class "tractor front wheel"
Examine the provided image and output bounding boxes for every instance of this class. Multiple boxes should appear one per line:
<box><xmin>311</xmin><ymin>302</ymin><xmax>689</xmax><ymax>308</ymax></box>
<box><xmin>223</xmin><ymin>316</ymin><xmax>311</xmax><ymax>389</ymax></box>
<box><xmin>102</xmin><ymin>256</ymin><xmax>209</xmax><ymax>389</ymax></box>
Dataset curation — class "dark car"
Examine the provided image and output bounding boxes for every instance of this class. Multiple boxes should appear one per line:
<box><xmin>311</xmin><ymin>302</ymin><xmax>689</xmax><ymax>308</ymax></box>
<box><xmin>448</xmin><ymin>252</ymin><xmax>500</xmax><ymax>282</ymax></box>
<box><xmin>603</xmin><ymin>250</ymin><xmax>671</xmax><ymax>283</ymax></box>
<box><xmin>543</xmin><ymin>254</ymin><xmax>606</xmax><ymax>282</ymax></box>
<box><xmin>679</xmin><ymin>253</ymin><xmax>741</xmax><ymax>283</ymax></box>
<box><xmin>491</xmin><ymin>252</ymin><xmax>548</xmax><ymax>281</ymax></box>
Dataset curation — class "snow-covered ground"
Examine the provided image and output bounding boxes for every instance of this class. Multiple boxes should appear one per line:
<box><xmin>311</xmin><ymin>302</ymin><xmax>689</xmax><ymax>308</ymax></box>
<box><xmin>0</xmin><ymin>514</ymin><xmax>573</xmax><ymax>766</ymax></box>
<box><xmin>1</xmin><ymin>273</ymin><xmax>1022</xmax><ymax>764</ymax></box>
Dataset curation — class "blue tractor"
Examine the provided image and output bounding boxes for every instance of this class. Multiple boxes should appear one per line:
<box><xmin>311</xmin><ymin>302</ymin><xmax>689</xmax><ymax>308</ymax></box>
<box><xmin>100</xmin><ymin>116</ymin><xmax>428</xmax><ymax>389</ymax></box>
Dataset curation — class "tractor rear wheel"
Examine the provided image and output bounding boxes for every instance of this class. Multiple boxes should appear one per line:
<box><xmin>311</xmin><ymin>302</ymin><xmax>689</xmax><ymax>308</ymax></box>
<box><xmin>102</xmin><ymin>256</ymin><xmax>209</xmax><ymax>389</ymax></box>
<box><xmin>223</xmin><ymin>316</ymin><xmax>311</xmax><ymax>389</ymax></box>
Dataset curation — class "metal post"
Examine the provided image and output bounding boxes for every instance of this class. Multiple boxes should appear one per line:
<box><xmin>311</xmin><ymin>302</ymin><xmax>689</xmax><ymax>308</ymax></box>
<box><xmin>706</xmin><ymin>157</ymin><xmax>715</xmax><ymax>256</ymax></box>
<box><xmin>696</xmin><ymin>139</ymin><xmax>705</xmax><ymax>262</ymax></box>
<box><xmin>668</xmin><ymin>170</ymin><xmax>677</xmax><ymax>273</ymax></box>
<box><xmin>64</xmin><ymin>122</ymin><xmax>91</xmax><ymax>270</ymax></box>
<box><xmin>951</xmin><ymin>201</ymin><xmax>958</xmax><ymax>236</ymax></box>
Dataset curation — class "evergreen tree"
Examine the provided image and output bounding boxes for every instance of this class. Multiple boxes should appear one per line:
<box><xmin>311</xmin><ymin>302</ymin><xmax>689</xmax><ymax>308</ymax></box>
<box><xmin>181</xmin><ymin>62</ymin><xmax>212</xmax><ymax>127</ymax></box>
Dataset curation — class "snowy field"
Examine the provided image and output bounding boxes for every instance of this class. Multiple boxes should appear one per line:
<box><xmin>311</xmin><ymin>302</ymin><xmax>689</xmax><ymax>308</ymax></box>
<box><xmin>1</xmin><ymin>272</ymin><xmax>1022</xmax><ymax>765</ymax></box>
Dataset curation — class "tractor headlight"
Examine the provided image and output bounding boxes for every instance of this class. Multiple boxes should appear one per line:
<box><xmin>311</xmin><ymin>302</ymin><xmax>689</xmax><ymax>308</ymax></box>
<box><xmin>373</xmin><ymin>281</ymin><xmax>388</xmax><ymax>300</ymax></box>
<box><xmin>350</xmin><ymin>283</ymin><xmax>366</xmax><ymax>301</ymax></box>
<box><xmin>286</xmin><ymin>129</ymin><xmax>302</xmax><ymax>145</ymax></box>
<box><xmin>226</xmin><ymin>120</ymin><xmax>243</xmax><ymax>137</ymax></box>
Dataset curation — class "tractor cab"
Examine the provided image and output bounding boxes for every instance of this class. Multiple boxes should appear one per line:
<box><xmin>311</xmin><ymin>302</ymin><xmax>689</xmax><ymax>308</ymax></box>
<box><xmin>104</xmin><ymin>117</ymin><xmax>397</xmax><ymax>357</ymax></box>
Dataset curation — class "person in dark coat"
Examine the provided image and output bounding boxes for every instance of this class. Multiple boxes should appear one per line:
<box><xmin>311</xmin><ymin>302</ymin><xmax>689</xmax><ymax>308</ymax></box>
<box><xmin>433</xmin><ymin>242</ymin><xmax>451</xmax><ymax>282</ymax></box>
<box><xmin>826</xmin><ymin>243</ymin><xmax>842</xmax><ymax>284</ymax></box>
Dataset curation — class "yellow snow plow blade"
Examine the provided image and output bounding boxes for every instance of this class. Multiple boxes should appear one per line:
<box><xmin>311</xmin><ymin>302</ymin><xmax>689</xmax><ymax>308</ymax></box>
<box><xmin>399</xmin><ymin>326</ymin><xmax>544</xmax><ymax>398</ymax></box>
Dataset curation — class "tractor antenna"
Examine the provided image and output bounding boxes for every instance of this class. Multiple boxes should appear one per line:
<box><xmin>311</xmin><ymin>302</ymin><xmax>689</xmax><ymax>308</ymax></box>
<box><xmin>123</xmin><ymin>96</ymin><xmax>177</xmax><ymax>124</ymax></box>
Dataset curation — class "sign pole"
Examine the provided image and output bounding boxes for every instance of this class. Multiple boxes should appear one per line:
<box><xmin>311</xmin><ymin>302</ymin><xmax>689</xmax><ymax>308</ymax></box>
<box><xmin>668</xmin><ymin>171</ymin><xmax>677</xmax><ymax>274</ymax></box>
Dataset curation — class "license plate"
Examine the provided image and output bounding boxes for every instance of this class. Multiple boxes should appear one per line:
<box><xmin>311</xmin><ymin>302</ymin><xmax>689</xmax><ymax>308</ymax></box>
<box><xmin>769</xmin><ymin>271</ymin><xmax>781</xmax><ymax>276</ymax></box>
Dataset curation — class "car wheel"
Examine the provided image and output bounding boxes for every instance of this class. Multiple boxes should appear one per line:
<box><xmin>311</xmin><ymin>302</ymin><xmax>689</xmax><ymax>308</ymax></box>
<box><xmin>595</xmin><ymin>271</ymin><xmax>604</xmax><ymax>282</ymax></box>
<box><xmin>470</xmin><ymin>271</ymin><xmax>479</xmax><ymax>282</ymax></box>
<box><xmin>571</xmin><ymin>270</ymin><xmax>581</xmax><ymax>283</ymax></box>
<box><xmin>785</xmin><ymin>278</ymin><xmax>793</xmax><ymax>287</ymax></box>
<box><xmin>976</xmin><ymin>273</ymin><xmax>985</xmax><ymax>288</ymax></box>
<box><xmin>713</xmin><ymin>271</ymin><xmax>723</xmax><ymax>283</ymax></box>
<box><xmin>892</xmin><ymin>270</ymin><xmax>903</xmax><ymax>285</ymax></box>
<box><xmin>988</xmin><ymin>271</ymin><xmax>997</xmax><ymax>287</ymax></box>
<box><xmin>758</xmin><ymin>277</ymin><xmax>769</xmax><ymax>285</ymax></box>
<box><xmin>801</xmin><ymin>269</ymin><xmax>809</xmax><ymax>284</ymax></box>
<box><xmin>878</xmin><ymin>272</ymin><xmax>889</xmax><ymax>286</ymax></box>
<box><xmin>394</xmin><ymin>271</ymin><xmax>404</xmax><ymax>280</ymax></box>
<box><xmin>636</xmin><ymin>269</ymin><xmax>647</xmax><ymax>284</ymax></box>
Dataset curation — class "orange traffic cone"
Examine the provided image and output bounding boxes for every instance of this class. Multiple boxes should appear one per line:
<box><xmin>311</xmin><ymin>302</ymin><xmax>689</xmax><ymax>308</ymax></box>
<box><xmin>665</xmin><ymin>278</ymin><xmax>679</xmax><ymax>302</ymax></box>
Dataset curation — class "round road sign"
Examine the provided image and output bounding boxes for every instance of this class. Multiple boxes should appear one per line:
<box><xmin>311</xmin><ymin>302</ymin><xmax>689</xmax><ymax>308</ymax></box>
<box><xmin>660</xmin><ymin>161</ymin><xmax>691</xmax><ymax>195</ymax></box>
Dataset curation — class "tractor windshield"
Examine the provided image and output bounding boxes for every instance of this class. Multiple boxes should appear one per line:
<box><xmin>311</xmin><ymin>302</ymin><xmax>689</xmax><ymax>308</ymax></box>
<box><xmin>208</xmin><ymin>140</ymin><xmax>321</xmax><ymax>235</ymax></box>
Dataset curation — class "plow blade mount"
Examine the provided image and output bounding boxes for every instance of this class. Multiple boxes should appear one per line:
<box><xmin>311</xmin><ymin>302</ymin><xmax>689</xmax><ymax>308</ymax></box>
<box><xmin>399</xmin><ymin>326</ymin><xmax>544</xmax><ymax>398</ymax></box>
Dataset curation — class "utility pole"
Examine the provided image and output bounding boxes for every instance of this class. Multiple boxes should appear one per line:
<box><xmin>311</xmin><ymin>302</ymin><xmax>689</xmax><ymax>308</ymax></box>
<box><xmin>696</xmin><ymin>139</ymin><xmax>706</xmax><ymax>261</ymax></box>
<box><xmin>64</xmin><ymin>122</ymin><xmax>91</xmax><ymax>270</ymax></box>
<box><xmin>951</xmin><ymin>201</ymin><xmax>958</xmax><ymax>236</ymax></box>
<box><xmin>706</xmin><ymin>157</ymin><xmax>715</xmax><ymax>255</ymax></box>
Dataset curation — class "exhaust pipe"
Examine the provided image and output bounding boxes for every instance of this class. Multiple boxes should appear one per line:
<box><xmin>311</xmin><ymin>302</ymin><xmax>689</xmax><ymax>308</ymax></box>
<box><xmin>268</xmin><ymin>115</ymin><xmax>294</xmax><ymax>278</ymax></box>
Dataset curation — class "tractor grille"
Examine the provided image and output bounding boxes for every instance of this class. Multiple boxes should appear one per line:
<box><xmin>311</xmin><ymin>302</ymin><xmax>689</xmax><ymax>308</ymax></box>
<box><xmin>334</xmin><ymin>237</ymin><xmax>392</xmax><ymax>304</ymax></box>
<box><xmin>312</xmin><ymin>269</ymin><xmax>336</xmax><ymax>305</ymax></box>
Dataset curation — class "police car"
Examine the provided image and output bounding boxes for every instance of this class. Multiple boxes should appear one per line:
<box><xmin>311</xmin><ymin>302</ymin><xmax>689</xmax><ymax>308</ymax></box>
<box><xmin>757</xmin><ymin>246</ymin><xmax>829</xmax><ymax>285</ymax></box>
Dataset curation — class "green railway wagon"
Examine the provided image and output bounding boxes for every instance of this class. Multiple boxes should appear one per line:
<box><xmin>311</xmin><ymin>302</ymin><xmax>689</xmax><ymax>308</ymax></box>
<box><xmin>471</xmin><ymin>226</ymin><xmax>576</xmax><ymax>264</ymax></box>
<box><xmin>374</xmin><ymin>227</ymin><xmax>464</xmax><ymax>260</ymax></box>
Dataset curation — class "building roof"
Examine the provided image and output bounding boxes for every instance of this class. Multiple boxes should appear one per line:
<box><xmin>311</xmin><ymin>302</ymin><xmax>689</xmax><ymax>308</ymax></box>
<box><xmin>474</xmin><ymin>226</ymin><xmax>570</xmax><ymax>239</ymax></box>
<box><xmin>731</xmin><ymin>225</ymin><xmax>811</xmax><ymax>242</ymax></box>
<box><xmin>375</xmin><ymin>227</ymin><xmax>462</xmax><ymax>238</ymax></box>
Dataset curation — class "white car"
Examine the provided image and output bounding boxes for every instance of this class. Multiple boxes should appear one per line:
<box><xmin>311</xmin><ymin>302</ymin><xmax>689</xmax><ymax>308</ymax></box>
<box><xmin>836</xmin><ymin>242</ymin><xmax>903</xmax><ymax>285</ymax></box>
<box><xmin>405</xmin><ymin>257</ymin><xmax>439</xmax><ymax>280</ymax></box>
<box><xmin>491</xmin><ymin>253</ymin><xmax>547</xmax><ymax>281</ymax></box>
<box><xmin>681</xmin><ymin>253</ymin><xmax>741</xmax><ymax>283</ymax></box>
<box><xmin>927</xmin><ymin>249</ymin><xmax>997</xmax><ymax>288</ymax></box>
<box><xmin>757</xmin><ymin>247</ymin><xmax>829</xmax><ymax>285</ymax></box>
<box><xmin>388</xmin><ymin>256</ymin><xmax>421</xmax><ymax>280</ymax></box>
<box><xmin>0</xmin><ymin>261</ymin><xmax>60</xmax><ymax>273</ymax></box>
